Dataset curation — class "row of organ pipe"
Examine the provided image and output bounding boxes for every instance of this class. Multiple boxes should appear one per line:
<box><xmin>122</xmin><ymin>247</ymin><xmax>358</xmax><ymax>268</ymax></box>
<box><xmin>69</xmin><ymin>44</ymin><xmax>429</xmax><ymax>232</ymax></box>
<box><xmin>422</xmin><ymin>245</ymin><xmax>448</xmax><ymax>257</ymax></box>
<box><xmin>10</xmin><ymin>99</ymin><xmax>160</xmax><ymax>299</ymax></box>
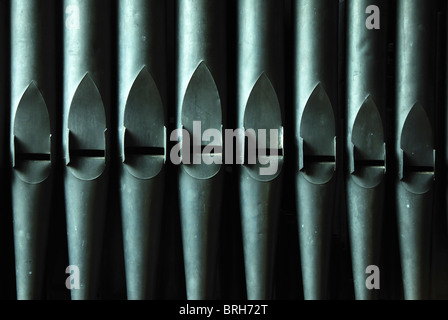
<box><xmin>0</xmin><ymin>0</ymin><xmax>447</xmax><ymax>300</ymax></box>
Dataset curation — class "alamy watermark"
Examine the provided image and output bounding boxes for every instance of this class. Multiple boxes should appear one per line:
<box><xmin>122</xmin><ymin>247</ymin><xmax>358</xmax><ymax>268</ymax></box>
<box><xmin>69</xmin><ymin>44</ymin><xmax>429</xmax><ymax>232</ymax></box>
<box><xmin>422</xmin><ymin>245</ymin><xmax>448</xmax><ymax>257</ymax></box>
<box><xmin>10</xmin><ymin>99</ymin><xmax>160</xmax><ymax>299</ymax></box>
<box><xmin>169</xmin><ymin>121</ymin><xmax>282</xmax><ymax>176</ymax></box>
<box><xmin>365</xmin><ymin>265</ymin><xmax>380</xmax><ymax>290</ymax></box>
<box><xmin>65</xmin><ymin>265</ymin><xmax>80</xmax><ymax>290</ymax></box>
<box><xmin>65</xmin><ymin>264</ymin><xmax>380</xmax><ymax>291</ymax></box>
<box><xmin>366</xmin><ymin>5</ymin><xmax>380</xmax><ymax>30</ymax></box>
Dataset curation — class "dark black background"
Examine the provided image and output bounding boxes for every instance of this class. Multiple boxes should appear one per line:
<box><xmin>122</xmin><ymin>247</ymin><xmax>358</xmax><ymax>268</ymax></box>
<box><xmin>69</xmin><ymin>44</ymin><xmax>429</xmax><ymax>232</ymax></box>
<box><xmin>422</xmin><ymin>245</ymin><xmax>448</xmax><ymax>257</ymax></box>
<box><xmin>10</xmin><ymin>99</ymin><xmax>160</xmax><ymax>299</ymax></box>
<box><xmin>0</xmin><ymin>0</ymin><xmax>448</xmax><ymax>300</ymax></box>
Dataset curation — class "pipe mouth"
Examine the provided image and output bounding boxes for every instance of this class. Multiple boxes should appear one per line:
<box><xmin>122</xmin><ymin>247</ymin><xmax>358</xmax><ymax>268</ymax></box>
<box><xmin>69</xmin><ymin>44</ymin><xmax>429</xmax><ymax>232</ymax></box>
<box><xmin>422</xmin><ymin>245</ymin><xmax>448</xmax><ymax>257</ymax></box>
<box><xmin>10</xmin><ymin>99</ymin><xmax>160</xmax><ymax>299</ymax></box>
<box><xmin>350</xmin><ymin>96</ymin><xmax>386</xmax><ymax>189</ymax></box>
<box><xmin>181</xmin><ymin>62</ymin><xmax>223</xmax><ymax>180</ymax></box>
<box><xmin>122</xmin><ymin>66</ymin><xmax>166</xmax><ymax>180</ymax></box>
<box><xmin>13</xmin><ymin>81</ymin><xmax>52</xmax><ymax>184</ymax></box>
<box><xmin>243</xmin><ymin>73</ymin><xmax>284</xmax><ymax>182</ymax></box>
<box><xmin>299</xmin><ymin>83</ymin><xmax>336</xmax><ymax>185</ymax></box>
<box><xmin>299</xmin><ymin>138</ymin><xmax>336</xmax><ymax>185</ymax></box>
<box><xmin>399</xmin><ymin>103</ymin><xmax>434</xmax><ymax>194</ymax></box>
<box><xmin>66</xmin><ymin>73</ymin><xmax>107</xmax><ymax>181</ymax></box>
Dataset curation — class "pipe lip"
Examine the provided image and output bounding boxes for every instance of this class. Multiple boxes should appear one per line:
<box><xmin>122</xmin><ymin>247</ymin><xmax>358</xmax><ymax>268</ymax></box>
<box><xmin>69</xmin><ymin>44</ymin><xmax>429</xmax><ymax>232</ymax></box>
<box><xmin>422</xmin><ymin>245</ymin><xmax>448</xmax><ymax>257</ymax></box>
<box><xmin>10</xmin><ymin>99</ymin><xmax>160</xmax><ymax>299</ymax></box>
<box><xmin>13</xmin><ymin>81</ymin><xmax>52</xmax><ymax>184</ymax></box>
<box><xmin>66</xmin><ymin>73</ymin><xmax>107</xmax><ymax>181</ymax></box>
<box><xmin>243</xmin><ymin>73</ymin><xmax>284</xmax><ymax>182</ymax></box>
<box><xmin>181</xmin><ymin>62</ymin><xmax>223</xmax><ymax>180</ymax></box>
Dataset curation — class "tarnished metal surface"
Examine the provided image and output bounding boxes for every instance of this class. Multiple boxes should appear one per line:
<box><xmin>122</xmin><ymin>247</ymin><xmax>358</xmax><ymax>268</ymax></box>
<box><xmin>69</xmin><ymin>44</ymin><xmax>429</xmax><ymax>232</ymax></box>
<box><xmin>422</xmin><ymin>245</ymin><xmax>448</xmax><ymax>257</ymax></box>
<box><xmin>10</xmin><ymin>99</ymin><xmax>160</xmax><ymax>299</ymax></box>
<box><xmin>294</xmin><ymin>0</ymin><xmax>339</xmax><ymax>300</ymax></box>
<box><xmin>395</xmin><ymin>0</ymin><xmax>436</xmax><ymax>300</ymax></box>
<box><xmin>176</xmin><ymin>0</ymin><xmax>226</xmax><ymax>300</ymax></box>
<box><xmin>10</xmin><ymin>0</ymin><xmax>56</xmax><ymax>300</ymax></box>
<box><xmin>0</xmin><ymin>1</ymin><xmax>7</xmax><ymax>171</ymax></box>
<box><xmin>346</xmin><ymin>0</ymin><xmax>388</xmax><ymax>300</ymax></box>
<box><xmin>237</xmin><ymin>0</ymin><xmax>284</xmax><ymax>300</ymax></box>
<box><xmin>118</xmin><ymin>0</ymin><xmax>167</xmax><ymax>300</ymax></box>
<box><xmin>2</xmin><ymin>0</ymin><xmax>448</xmax><ymax>302</ymax></box>
<box><xmin>63</xmin><ymin>0</ymin><xmax>111</xmax><ymax>300</ymax></box>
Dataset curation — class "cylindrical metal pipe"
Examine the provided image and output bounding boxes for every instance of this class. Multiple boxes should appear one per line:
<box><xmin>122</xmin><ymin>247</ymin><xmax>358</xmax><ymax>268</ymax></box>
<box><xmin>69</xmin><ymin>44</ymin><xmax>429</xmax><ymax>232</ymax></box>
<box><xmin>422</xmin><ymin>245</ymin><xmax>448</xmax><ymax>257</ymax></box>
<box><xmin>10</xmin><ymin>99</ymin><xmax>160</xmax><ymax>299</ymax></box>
<box><xmin>10</xmin><ymin>0</ymin><xmax>56</xmax><ymax>299</ymax></box>
<box><xmin>176</xmin><ymin>0</ymin><xmax>227</xmax><ymax>299</ymax></box>
<box><xmin>63</xmin><ymin>0</ymin><xmax>111</xmax><ymax>300</ymax></box>
<box><xmin>0</xmin><ymin>0</ymin><xmax>8</xmax><ymax>170</ymax></box>
<box><xmin>237</xmin><ymin>0</ymin><xmax>284</xmax><ymax>300</ymax></box>
<box><xmin>294</xmin><ymin>0</ymin><xmax>339</xmax><ymax>300</ymax></box>
<box><xmin>346</xmin><ymin>0</ymin><xmax>388</xmax><ymax>300</ymax></box>
<box><xmin>395</xmin><ymin>0</ymin><xmax>436</xmax><ymax>300</ymax></box>
<box><xmin>118</xmin><ymin>0</ymin><xmax>167</xmax><ymax>300</ymax></box>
